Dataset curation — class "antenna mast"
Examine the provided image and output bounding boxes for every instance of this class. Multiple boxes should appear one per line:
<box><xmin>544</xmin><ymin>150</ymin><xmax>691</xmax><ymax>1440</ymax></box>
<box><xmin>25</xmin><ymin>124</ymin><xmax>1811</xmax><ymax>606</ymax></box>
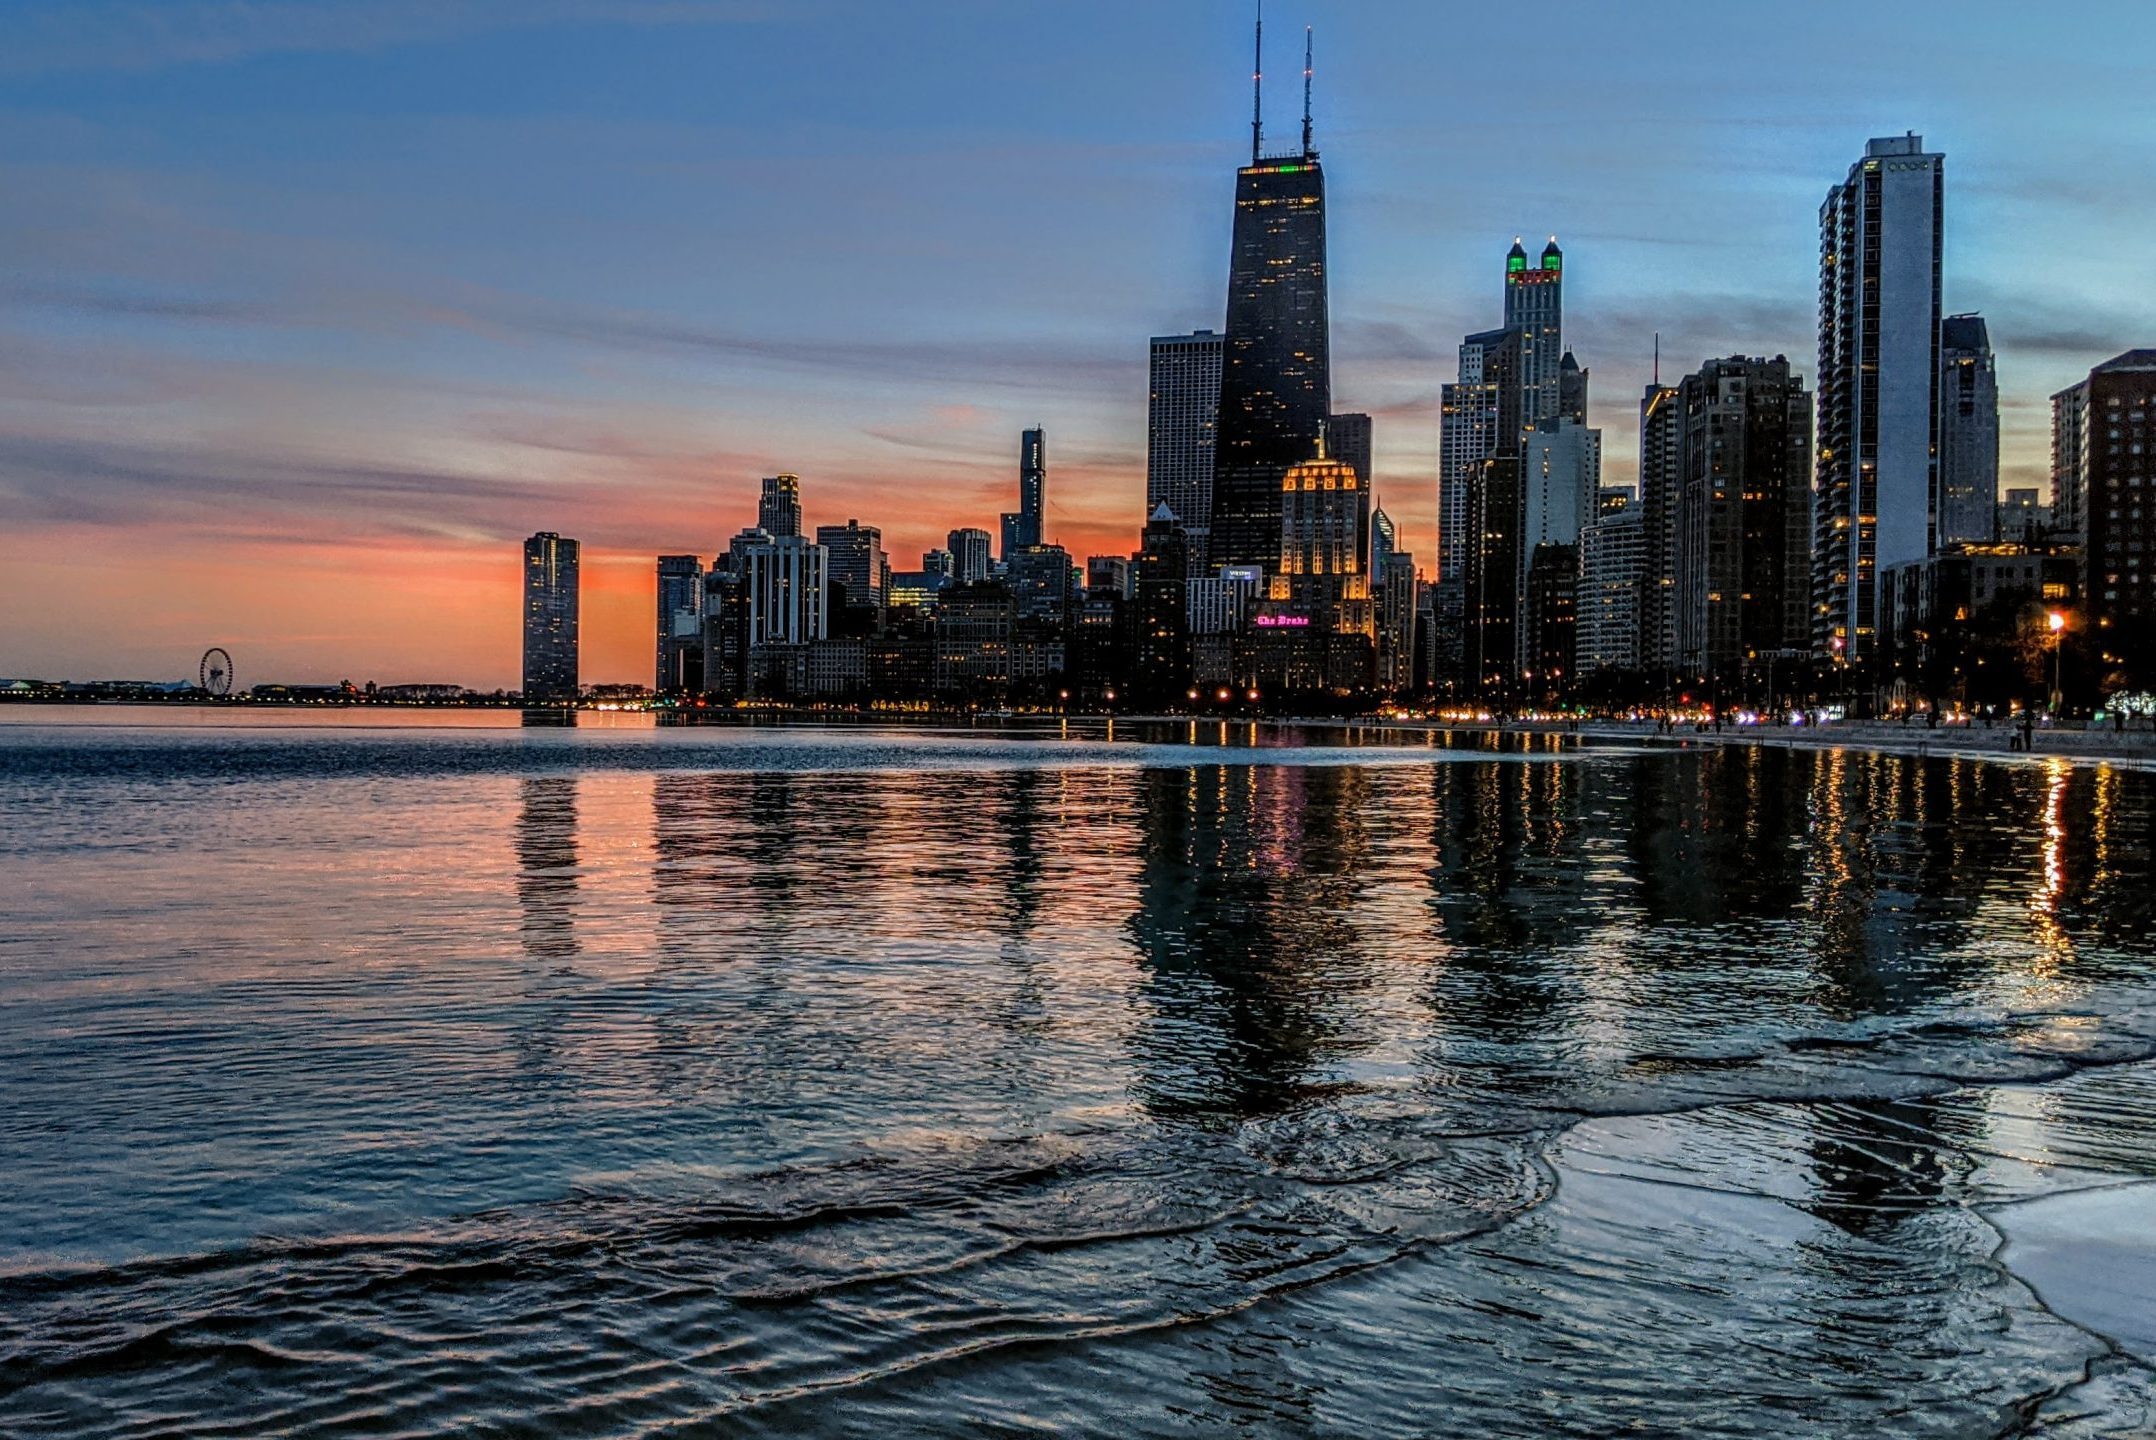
<box><xmin>1301</xmin><ymin>26</ymin><xmax>1313</xmax><ymax>157</ymax></box>
<box><xmin>1251</xmin><ymin>2</ymin><xmax>1264</xmax><ymax>164</ymax></box>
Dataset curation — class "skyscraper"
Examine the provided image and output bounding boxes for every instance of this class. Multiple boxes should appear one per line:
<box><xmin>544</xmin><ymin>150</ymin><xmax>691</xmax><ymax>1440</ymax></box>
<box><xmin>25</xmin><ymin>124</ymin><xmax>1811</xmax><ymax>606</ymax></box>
<box><xmin>744</xmin><ymin>535</ymin><xmax>828</xmax><ymax>649</ymax></box>
<box><xmin>1637</xmin><ymin>380</ymin><xmax>1682</xmax><ymax>675</ymax></box>
<box><xmin>1438</xmin><ymin>327</ymin><xmax>1511</xmax><ymax>585</ymax></box>
<box><xmin>2065</xmin><ymin>349</ymin><xmax>2156</xmax><ymax>686</ymax></box>
<box><xmin>758</xmin><ymin>473</ymin><xmax>804</xmax><ymax>539</ymax></box>
<box><xmin>815</xmin><ymin>520</ymin><xmax>886</xmax><ymax>612</ymax></box>
<box><xmin>947</xmin><ymin>527</ymin><xmax>993</xmax><ymax>584</ymax></box>
<box><xmin>1209</xmin><ymin>26</ymin><xmax>1330</xmax><ymax>577</ymax></box>
<box><xmin>1937</xmin><ymin>313</ymin><xmax>2000</xmax><ymax>545</ymax></box>
<box><xmin>1814</xmin><ymin>133</ymin><xmax>1944</xmax><ymax>661</ymax></box>
<box><xmin>1148</xmin><ymin>330</ymin><xmax>1224</xmax><ymax>543</ymax></box>
<box><xmin>1327</xmin><ymin>411</ymin><xmax>1372</xmax><ymax>488</ymax></box>
<box><xmin>656</xmin><ymin>554</ymin><xmax>704</xmax><ymax>693</ymax></box>
<box><xmin>522</xmin><ymin>532</ymin><xmax>580</xmax><ymax>702</ymax></box>
<box><xmin>1672</xmin><ymin>356</ymin><xmax>1814</xmax><ymax>684</ymax></box>
<box><xmin>1504</xmin><ymin>238</ymin><xmax>1565</xmax><ymax>425</ymax></box>
<box><xmin>1270</xmin><ymin>434</ymin><xmax>1371</xmax><ymax>638</ymax></box>
<box><xmin>1020</xmin><ymin>427</ymin><xmax>1046</xmax><ymax>542</ymax></box>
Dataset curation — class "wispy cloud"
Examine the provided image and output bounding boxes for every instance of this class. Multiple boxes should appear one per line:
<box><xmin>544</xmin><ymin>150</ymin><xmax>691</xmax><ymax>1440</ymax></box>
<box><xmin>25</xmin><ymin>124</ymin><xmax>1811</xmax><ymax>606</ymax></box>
<box><xmin>0</xmin><ymin>1</ymin><xmax>789</xmax><ymax>78</ymax></box>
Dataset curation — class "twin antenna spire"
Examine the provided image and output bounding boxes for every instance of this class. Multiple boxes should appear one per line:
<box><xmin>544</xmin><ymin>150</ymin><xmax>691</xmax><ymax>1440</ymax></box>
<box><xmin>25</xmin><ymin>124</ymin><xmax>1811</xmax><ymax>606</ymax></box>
<box><xmin>1249</xmin><ymin>3</ymin><xmax>1316</xmax><ymax>165</ymax></box>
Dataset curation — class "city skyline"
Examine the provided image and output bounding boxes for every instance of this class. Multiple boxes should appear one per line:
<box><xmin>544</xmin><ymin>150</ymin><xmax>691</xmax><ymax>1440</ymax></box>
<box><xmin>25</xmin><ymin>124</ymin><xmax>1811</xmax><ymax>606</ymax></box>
<box><xmin>4</xmin><ymin>1</ymin><xmax>2154</xmax><ymax>686</ymax></box>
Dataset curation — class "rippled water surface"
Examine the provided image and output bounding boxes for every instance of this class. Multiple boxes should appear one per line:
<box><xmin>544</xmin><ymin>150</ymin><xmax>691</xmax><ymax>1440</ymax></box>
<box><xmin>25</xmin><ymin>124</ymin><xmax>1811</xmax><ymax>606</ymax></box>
<box><xmin>5</xmin><ymin>712</ymin><xmax>2156</xmax><ymax>1436</ymax></box>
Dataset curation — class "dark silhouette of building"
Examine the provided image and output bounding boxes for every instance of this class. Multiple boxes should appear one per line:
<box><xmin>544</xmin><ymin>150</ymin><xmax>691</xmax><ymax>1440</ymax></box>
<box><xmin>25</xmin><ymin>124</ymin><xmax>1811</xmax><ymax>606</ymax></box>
<box><xmin>1938</xmin><ymin>314</ymin><xmax>1999</xmax><ymax>546</ymax></box>
<box><xmin>2062</xmin><ymin>349</ymin><xmax>2156</xmax><ymax>687</ymax></box>
<box><xmin>1208</xmin><ymin>50</ymin><xmax>1330</xmax><ymax>579</ymax></box>
<box><xmin>1672</xmin><ymin>356</ymin><xmax>1814</xmax><ymax>687</ymax></box>
<box><xmin>758</xmin><ymin>473</ymin><xmax>804</xmax><ymax>539</ymax></box>
<box><xmin>656</xmin><ymin>554</ymin><xmax>704</xmax><ymax>693</ymax></box>
<box><xmin>521</xmin><ymin>531</ymin><xmax>579</xmax><ymax>702</ymax></box>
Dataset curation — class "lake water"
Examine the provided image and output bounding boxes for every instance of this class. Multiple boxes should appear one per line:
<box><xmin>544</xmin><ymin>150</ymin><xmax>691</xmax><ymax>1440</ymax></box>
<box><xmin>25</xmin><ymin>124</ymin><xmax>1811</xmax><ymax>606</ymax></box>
<box><xmin>4</xmin><ymin>712</ymin><xmax>2155</xmax><ymax>1436</ymax></box>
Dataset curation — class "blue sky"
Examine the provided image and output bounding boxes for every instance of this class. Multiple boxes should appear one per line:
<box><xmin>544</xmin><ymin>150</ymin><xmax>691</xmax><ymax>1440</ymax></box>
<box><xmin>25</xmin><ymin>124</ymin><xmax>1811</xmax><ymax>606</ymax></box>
<box><xmin>3</xmin><ymin>0</ymin><xmax>2153</xmax><ymax>684</ymax></box>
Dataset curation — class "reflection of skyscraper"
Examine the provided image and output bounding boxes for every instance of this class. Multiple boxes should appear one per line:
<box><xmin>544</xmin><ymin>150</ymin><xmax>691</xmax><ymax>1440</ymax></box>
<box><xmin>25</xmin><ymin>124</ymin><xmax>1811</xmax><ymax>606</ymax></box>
<box><xmin>1209</xmin><ymin>34</ymin><xmax>1330</xmax><ymax>578</ymax></box>
<box><xmin>1814</xmin><ymin>134</ymin><xmax>1944</xmax><ymax>660</ymax></box>
<box><xmin>1149</xmin><ymin>330</ymin><xmax>1223</xmax><ymax>544</ymax></box>
<box><xmin>514</xmin><ymin>776</ymin><xmax>579</xmax><ymax>962</ymax></box>
<box><xmin>522</xmin><ymin>531</ymin><xmax>579</xmax><ymax>702</ymax></box>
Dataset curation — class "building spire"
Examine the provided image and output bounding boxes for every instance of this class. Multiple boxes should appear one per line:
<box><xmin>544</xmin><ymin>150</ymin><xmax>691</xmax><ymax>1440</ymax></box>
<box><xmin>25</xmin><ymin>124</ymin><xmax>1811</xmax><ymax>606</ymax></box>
<box><xmin>1251</xmin><ymin>0</ymin><xmax>1263</xmax><ymax>165</ymax></box>
<box><xmin>1301</xmin><ymin>26</ymin><xmax>1313</xmax><ymax>157</ymax></box>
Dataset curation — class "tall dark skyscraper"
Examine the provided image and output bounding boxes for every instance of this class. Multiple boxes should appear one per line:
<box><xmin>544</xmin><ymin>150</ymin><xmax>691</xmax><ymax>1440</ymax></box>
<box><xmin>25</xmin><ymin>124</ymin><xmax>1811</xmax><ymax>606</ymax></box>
<box><xmin>758</xmin><ymin>473</ymin><xmax>803</xmax><ymax>539</ymax></box>
<box><xmin>1209</xmin><ymin>23</ymin><xmax>1330</xmax><ymax>577</ymax></box>
<box><xmin>1671</xmin><ymin>356</ymin><xmax>1814</xmax><ymax>683</ymax></box>
<box><xmin>1937</xmin><ymin>313</ymin><xmax>1999</xmax><ymax>545</ymax></box>
<box><xmin>522</xmin><ymin>531</ymin><xmax>580</xmax><ymax>702</ymax></box>
<box><xmin>1021</xmin><ymin>427</ymin><xmax>1046</xmax><ymax>538</ymax></box>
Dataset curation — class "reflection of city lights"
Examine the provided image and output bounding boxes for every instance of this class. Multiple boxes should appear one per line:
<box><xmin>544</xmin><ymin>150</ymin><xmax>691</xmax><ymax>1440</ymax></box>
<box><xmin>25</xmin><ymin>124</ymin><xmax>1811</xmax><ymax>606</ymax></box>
<box><xmin>2029</xmin><ymin>759</ymin><xmax>2072</xmax><ymax>977</ymax></box>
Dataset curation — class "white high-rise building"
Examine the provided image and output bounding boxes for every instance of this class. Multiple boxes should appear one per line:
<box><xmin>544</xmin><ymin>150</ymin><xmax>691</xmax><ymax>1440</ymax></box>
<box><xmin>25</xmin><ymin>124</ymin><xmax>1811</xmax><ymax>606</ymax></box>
<box><xmin>745</xmin><ymin>536</ymin><xmax>828</xmax><ymax>648</ymax></box>
<box><xmin>1813</xmin><ymin>134</ymin><xmax>1944</xmax><ymax>659</ymax></box>
<box><xmin>1147</xmin><ymin>330</ymin><xmax>1224</xmax><ymax>549</ymax></box>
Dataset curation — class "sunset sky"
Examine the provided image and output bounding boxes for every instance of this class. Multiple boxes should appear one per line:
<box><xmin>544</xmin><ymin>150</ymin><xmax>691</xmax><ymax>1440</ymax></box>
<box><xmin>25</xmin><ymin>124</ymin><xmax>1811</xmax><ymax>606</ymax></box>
<box><xmin>3</xmin><ymin>0</ymin><xmax>2153</xmax><ymax>688</ymax></box>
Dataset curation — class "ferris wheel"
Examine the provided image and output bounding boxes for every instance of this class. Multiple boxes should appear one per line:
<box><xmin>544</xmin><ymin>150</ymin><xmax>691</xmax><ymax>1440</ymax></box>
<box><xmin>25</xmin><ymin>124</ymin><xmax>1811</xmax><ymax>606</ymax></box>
<box><xmin>199</xmin><ymin>647</ymin><xmax>234</xmax><ymax>698</ymax></box>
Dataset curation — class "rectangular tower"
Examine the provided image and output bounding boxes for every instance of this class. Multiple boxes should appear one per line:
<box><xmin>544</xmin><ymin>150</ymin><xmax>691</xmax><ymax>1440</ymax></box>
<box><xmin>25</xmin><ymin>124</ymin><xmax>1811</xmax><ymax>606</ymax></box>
<box><xmin>656</xmin><ymin>553</ymin><xmax>704</xmax><ymax>692</ymax></box>
<box><xmin>1813</xmin><ymin>133</ymin><xmax>1944</xmax><ymax>661</ymax></box>
<box><xmin>1503</xmin><ymin>239</ymin><xmax>1565</xmax><ymax>425</ymax></box>
<box><xmin>1937</xmin><ymin>314</ymin><xmax>1999</xmax><ymax>545</ymax></box>
<box><xmin>522</xmin><ymin>532</ymin><xmax>580</xmax><ymax>702</ymax></box>
<box><xmin>1209</xmin><ymin>153</ymin><xmax>1330</xmax><ymax>576</ymax></box>
<box><xmin>758</xmin><ymin>474</ymin><xmax>804</xmax><ymax>539</ymax></box>
<box><xmin>1438</xmin><ymin>327</ymin><xmax>1514</xmax><ymax>584</ymax></box>
<box><xmin>1147</xmin><ymin>330</ymin><xmax>1224</xmax><ymax>542</ymax></box>
<box><xmin>1672</xmin><ymin>356</ymin><xmax>1815</xmax><ymax>684</ymax></box>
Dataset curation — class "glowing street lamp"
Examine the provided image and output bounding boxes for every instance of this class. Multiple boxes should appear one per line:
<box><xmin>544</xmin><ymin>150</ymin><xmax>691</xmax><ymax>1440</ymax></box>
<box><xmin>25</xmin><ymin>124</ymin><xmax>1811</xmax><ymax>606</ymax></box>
<box><xmin>2047</xmin><ymin>610</ymin><xmax>2067</xmax><ymax>713</ymax></box>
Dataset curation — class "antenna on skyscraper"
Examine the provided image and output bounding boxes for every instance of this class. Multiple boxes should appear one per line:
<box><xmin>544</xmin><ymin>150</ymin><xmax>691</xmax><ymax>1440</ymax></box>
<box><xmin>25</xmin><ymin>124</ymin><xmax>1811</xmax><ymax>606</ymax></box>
<box><xmin>1251</xmin><ymin>1</ymin><xmax>1264</xmax><ymax>164</ymax></box>
<box><xmin>1653</xmin><ymin>332</ymin><xmax>1660</xmax><ymax>385</ymax></box>
<box><xmin>1301</xmin><ymin>26</ymin><xmax>1313</xmax><ymax>157</ymax></box>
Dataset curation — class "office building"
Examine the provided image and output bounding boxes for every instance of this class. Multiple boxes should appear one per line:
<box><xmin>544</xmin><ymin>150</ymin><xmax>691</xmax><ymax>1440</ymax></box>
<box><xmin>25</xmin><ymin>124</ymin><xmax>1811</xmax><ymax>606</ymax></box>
<box><xmin>1132</xmin><ymin>503</ymin><xmax>1193</xmax><ymax>700</ymax></box>
<box><xmin>1998</xmin><ymin>487</ymin><xmax>2053</xmax><ymax>546</ymax></box>
<box><xmin>1672</xmin><ymin>356</ymin><xmax>1814</xmax><ymax>684</ymax></box>
<box><xmin>1938</xmin><ymin>314</ymin><xmax>1999</xmax><ymax>545</ymax></box>
<box><xmin>1005</xmin><ymin>544</ymin><xmax>1075</xmax><ymax>624</ymax></box>
<box><xmin>2050</xmin><ymin>381</ymin><xmax>2090</xmax><ymax>540</ymax></box>
<box><xmin>816</xmin><ymin>519</ymin><xmax>886</xmax><ymax>611</ymax></box>
<box><xmin>1438</xmin><ymin>327</ymin><xmax>1512</xmax><ymax>585</ymax></box>
<box><xmin>1578</xmin><ymin>493</ymin><xmax>1646</xmax><ymax>675</ymax></box>
<box><xmin>1209</xmin><ymin>52</ymin><xmax>1331</xmax><ymax>577</ymax></box>
<box><xmin>947</xmin><ymin>527</ymin><xmax>993</xmax><ymax>584</ymax></box>
<box><xmin>1270</xmin><ymin>436</ymin><xmax>1371</xmax><ymax>636</ymax></box>
<box><xmin>656</xmin><ymin>554</ymin><xmax>705</xmax><ymax>693</ymax></box>
<box><xmin>521</xmin><ymin>532</ymin><xmax>580</xmax><ymax>702</ymax></box>
<box><xmin>758</xmin><ymin>473</ymin><xmax>804</xmax><ymax>539</ymax></box>
<box><xmin>1504</xmin><ymin>237</ymin><xmax>1565</xmax><ymax>424</ymax></box>
<box><xmin>1148</xmin><ymin>330</ymin><xmax>1224</xmax><ymax>543</ymax></box>
<box><xmin>1814</xmin><ymin>134</ymin><xmax>1944</xmax><ymax>661</ymax></box>
<box><xmin>1637</xmin><ymin>382</ymin><xmax>1682</xmax><ymax>674</ymax></box>
<box><xmin>2065</xmin><ymin>350</ymin><xmax>2156</xmax><ymax>683</ymax></box>
<box><xmin>1328</xmin><ymin>411</ymin><xmax>1372</xmax><ymax>488</ymax></box>
<box><xmin>745</xmin><ymin>535</ymin><xmax>828</xmax><ymax>649</ymax></box>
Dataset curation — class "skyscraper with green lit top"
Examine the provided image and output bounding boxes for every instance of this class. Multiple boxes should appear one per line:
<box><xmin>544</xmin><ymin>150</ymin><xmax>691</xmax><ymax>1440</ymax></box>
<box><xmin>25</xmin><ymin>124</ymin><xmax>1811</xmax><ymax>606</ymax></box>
<box><xmin>1208</xmin><ymin>26</ymin><xmax>1331</xmax><ymax>578</ymax></box>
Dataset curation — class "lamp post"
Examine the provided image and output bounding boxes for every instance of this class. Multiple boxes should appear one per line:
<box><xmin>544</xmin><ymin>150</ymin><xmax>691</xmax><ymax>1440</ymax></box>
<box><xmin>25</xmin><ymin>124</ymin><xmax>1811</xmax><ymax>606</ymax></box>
<box><xmin>2047</xmin><ymin>610</ymin><xmax>2066</xmax><ymax>715</ymax></box>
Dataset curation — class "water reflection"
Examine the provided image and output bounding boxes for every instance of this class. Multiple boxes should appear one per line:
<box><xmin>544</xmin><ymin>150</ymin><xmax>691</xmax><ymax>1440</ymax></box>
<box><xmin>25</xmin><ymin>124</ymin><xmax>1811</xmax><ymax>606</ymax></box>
<box><xmin>514</xmin><ymin>775</ymin><xmax>579</xmax><ymax>963</ymax></box>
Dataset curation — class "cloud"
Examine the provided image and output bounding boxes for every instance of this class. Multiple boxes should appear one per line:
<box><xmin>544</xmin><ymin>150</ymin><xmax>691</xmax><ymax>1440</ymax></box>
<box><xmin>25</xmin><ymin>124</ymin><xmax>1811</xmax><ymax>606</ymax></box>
<box><xmin>0</xmin><ymin>0</ymin><xmax>789</xmax><ymax>78</ymax></box>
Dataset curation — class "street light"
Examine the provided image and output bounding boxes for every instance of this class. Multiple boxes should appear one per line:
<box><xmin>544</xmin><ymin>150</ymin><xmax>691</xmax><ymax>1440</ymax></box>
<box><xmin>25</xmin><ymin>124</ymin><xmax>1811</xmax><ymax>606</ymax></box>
<box><xmin>2047</xmin><ymin>610</ymin><xmax>2066</xmax><ymax>714</ymax></box>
